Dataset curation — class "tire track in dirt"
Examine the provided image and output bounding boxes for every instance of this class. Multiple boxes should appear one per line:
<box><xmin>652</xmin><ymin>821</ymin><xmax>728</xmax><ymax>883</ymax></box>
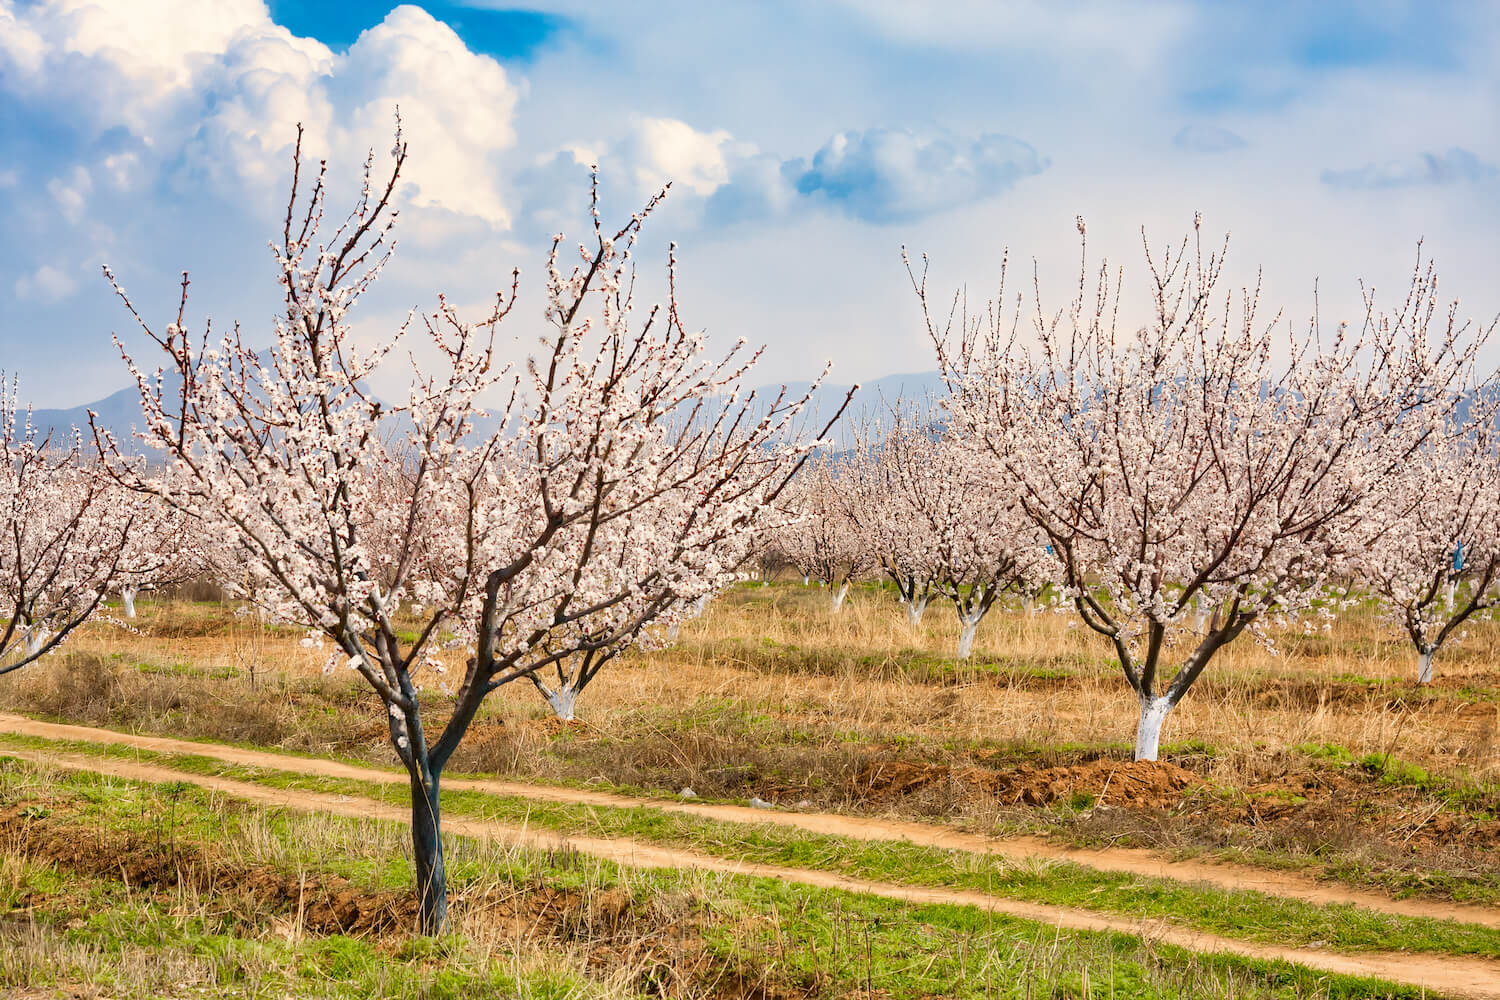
<box><xmin>4</xmin><ymin>745</ymin><xmax>1498</xmax><ymax>1000</ymax></box>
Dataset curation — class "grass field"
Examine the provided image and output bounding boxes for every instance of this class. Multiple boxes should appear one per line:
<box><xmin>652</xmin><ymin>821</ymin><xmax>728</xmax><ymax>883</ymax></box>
<box><xmin>3</xmin><ymin>581</ymin><xmax>1499</xmax><ymax>997</ymax></box>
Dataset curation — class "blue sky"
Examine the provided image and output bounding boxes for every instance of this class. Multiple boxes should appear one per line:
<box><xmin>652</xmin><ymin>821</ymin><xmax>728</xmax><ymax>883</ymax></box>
<box><xmin>1</xmin><ymin>0</ymin><xmax>1497</xmax><ymax>406</ymax></box>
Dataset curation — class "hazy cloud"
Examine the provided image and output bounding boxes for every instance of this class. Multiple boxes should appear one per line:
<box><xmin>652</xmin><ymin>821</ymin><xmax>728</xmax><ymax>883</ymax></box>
<box><xmin>1173</xmin><ymin>124</ymin><xmax>1247</xmax><ymax>153</ymax></box>
<box><xmin>1321</xmin><ymin>148</ymin><xmax>1498</xmax><ymax>189</ymax></box>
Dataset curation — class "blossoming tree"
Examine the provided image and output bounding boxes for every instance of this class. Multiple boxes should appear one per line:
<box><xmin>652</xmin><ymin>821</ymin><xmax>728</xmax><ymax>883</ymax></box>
<box><xmin>0</xmin><ymin>383</ymin><xmax>133</xmax><ymax>675</ymax></box>
<box><xmin>923</xmin><ymin>224</ymin><xmax>1489</xmax><ymax>759</ymax></box>
<box><xmin>100</xmin><ymin>128</ymin><xmax>846</xmax><ymax>932</ymax></box>
<box><xmin>779</xmin><ymin>458</ymin><xmax>874</xmax><ymax>611</ymax></box>
<box><xmin>1356</xmin><ymin>426</ymin><xmax>1500</xmax><ymax>683</ymax></box>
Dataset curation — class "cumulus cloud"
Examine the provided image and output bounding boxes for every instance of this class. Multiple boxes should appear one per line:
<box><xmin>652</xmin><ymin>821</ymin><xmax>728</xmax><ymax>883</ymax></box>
<box><xmin>1321</xmin><ymin>148</ymin><xmax>1499</xmax><ymax>190</ymax></box>
<box><xmin>1173</xmin><ymin>124</ymin><xmax>1246</xmax><ymax>153</ymax></box>
<box><xmin>0</xmin><ymin>1</ymin><xmax>521</xmax><ymax>228</ymax></box>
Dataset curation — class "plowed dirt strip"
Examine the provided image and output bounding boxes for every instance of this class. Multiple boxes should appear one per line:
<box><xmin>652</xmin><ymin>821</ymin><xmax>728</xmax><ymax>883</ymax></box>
<box><xmin>4</xmin><ymin>714</ymin><xmax>1495</xmax><ymax>931</ymax></box>
<box><xmin>4</xmin><ymin>746</ymin><xmax>1498</xmax><ymax>999</ymax></box>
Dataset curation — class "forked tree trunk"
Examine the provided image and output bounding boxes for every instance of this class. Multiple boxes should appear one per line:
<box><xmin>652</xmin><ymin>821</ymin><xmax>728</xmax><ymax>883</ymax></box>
<box><xmin>532</xmin><ymin>674</ymin><xmax>581</xmax><ymax>720</ymax></box>
<box><xmin>121</xmin><ymin>584</ymin><xmax>139</xmax><ymax>619</ymax></box>
<box><xmin>409</xmin><ymin>768</ymin><xmax>447</xmax><ymax>934</ymax></box>
<box><xmin>1418</xmin><ymin>647</ymin><xmax>1435</xmax><ymax>685</ymax></box>
<box><xmin>1134</xmin><ymin>694</ymin><xmax>1175</xmax><ymax>762</ymax></box>
<box><xmin>801</xmin><ymin>574</ymin><xmax>810</xmax><ymax>586</ymax></box>
<box><xmin>830</xmin><ymin>581</ymin><xmax>850</xmax><ymax>611</ymax></box>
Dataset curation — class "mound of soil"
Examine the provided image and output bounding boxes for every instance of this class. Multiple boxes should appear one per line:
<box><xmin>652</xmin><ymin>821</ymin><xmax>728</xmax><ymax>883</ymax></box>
<box><xmin>853</xmin><ymin>757</ymin><xmax>1199</xmax><ymax>810</ymax></box>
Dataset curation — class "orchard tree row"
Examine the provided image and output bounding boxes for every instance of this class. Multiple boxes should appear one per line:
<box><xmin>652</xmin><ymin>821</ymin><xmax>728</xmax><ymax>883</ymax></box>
<box><xmin>2</xmin><ymin>128</ymin><xmax>1495</xmax><ymax>932</ymax></box>
<box><xmin>773</xmin><ymin>216</ymin><xmax>1497</xmax><ymax>764</ymax></box>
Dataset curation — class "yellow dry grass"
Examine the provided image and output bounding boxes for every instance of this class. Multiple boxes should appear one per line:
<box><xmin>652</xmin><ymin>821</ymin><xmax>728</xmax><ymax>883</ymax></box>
<box><xmin>16</xmin><ymin>582</ymin><xmax>1496</xmax><ymax>797</ymax></box>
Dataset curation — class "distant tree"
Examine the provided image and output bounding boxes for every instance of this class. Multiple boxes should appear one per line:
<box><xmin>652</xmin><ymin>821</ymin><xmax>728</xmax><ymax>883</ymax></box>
<box><xmin>1356</xmin><ymin>427</ymin><xmax>1500</xmax><ymax>684</ymax></box>
<box><xmin>923</xmin><ymin>222</ymin><xmax>1491</xmax><ymax>759</ymax></box>
<box><xmin>840</xmin><ymin>415</ymin><xmax>941</xmax><ymax>625</ymax></box>
<box><xmin>100</xmin><ymin>126</ymin><xmax>844</xmax><ymax>932</ymax></box>
<box><xmin>844</xmin><ymin>409</ymin><xmax>1052</xmax><ymax>653</ymax></box>
<box><xmin>780</xmin><ymin>459</ymin><xmax>875</xmax><ymax>611</ymax></box>
<box><xmin>0</xmin><ymin>382</ymin><xmax>132</xmax><ymax>675</ymax></box>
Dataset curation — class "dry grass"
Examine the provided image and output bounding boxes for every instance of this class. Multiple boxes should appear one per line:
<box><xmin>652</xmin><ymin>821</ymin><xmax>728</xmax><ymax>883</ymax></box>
<box><xmin>5</xmin><ymin>583</ymin><xmax>1499</xmax><ymax>881</ymax></box>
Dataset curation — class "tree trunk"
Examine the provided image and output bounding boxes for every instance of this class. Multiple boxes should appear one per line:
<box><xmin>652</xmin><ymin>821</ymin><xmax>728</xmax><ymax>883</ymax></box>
<box><xmin>830</xmin><ymin>581</ymin><xmax>850</xmax><ymax>611</ymax></box>
<box><xmin>956</xmin><ymin>614</ymin><xmax>981</xmax><ymax>659</ymax></box>
<box><xmin>531</xmin><ymin>674</ymin><xmax>579</xmax><ymax>720</ymax></box>
<box><xmin>23</xmin><ymin>626</ymin><xmax>48</xmax><ymax>658</ymax></box>
<box><xmin>121</xmin><ymin>585</ymin><xmax>139</xmax><ymax>619</ymax></box>
<box><xmin>1418</xmin><ymin>647</ymin><xmax>1435</xmax><ymax>685</ymax></box>
<box><xmin>906</xmin><ymin>594</ymin><xmax>930</xmax><ymax>626</ymax></box>
<box><xmin>1134</xmin><ymin>695</ymin><xmax>1174</xmax><ymax>762</ymax></box>
<box><xmin>409</xmin><ymin>769</ymin><xmax>447</xmax><ymax>934</ymax></box>
<box><xmin>801</xmin><ymin>574</ymin><xmax>809</xmax><ymax>586</ymax></box>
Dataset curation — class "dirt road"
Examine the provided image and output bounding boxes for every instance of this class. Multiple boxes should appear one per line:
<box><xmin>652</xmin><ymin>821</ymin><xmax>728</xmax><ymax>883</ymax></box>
<box><xmin>4</xmin><ymin>741</ymin><xmax>1498</xmax><ymax>999</ymax></box>
<box><xmin>4</xmin><ymin>712</ymin><xmax>1495</xmax><ymax>930</ymax></box>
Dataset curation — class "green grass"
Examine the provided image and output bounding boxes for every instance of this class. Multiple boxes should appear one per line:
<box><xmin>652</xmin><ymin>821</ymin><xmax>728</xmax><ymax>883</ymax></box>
<box><xmin>6</xmin><ymin>732</ymin><xmax>1500</xmax><ymax>964</ymax></box>
<box><xmin>0</xmin><ymin>759</ymin><xmax>1445</xmax><ymax>1000</ymax></box>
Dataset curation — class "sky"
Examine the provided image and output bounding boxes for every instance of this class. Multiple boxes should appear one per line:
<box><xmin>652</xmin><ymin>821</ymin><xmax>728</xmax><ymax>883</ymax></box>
<box><xmin>1</xmin><ymin>0</ymin><xmax>1497</xmax><ymax>407</ymax></box>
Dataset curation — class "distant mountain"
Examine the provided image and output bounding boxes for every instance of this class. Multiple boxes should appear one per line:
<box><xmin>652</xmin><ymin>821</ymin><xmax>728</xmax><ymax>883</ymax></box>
<box><xmin>26</xmin><ymin>369</ymin><xmax>951</xmax><ymax>448</ymax></box>
<box><xmin>28</xmin><ymin>384</ymin><xmax>157</xmax><ymax>447</ymax></box>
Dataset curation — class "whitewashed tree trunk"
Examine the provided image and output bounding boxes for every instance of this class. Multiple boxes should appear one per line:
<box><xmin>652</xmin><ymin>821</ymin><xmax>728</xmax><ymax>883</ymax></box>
<box><xmin>120</xmin><ymin>584</ymin><xmax>139</xmax><ymax>619</ymax></box>
<box><xmin>1444</xmin><ymin>579</ymin><xmax>1457</xmax><ymax>612</ymax></box>
<box><xmin>1418</xmin><ymin>647</ymin><xmax>1435</xmax><ymax>685</ymax></box>
<box><xmin>956</xmin><ymin>611</ymin><xmax>983</xmax><ymax>659</ymax></box>
<box><xmin>906</xmin><ymin>594</ymin><xmax>931</xmax><ymax>626</ymax></box>
<box><xmin>23</xmin><ymin>626</ymin><xmax>49</xmax><ymax>658</ymax></box>
<box><xmin>531</xmin><ymin>675</ymin><xmax>579</xmax><ymax>721</ymax></box>
<box><xmin>801</xmin><ymin>574</ymin><xmax>809</xmax><ymax>586</ymax></box>
<box><xmin>666</xmin><ymin>621</ymin><xmax>680</xmax><ymax>641</ymax></box>
<box><xmin>692</xmin><ymin>594</ymin><xmax>709</xmax><ymax>617</ymax></box>
<box><xmin>1134</xmin><ymin>695</ymin><xmax>1175</xmax><ymax>761</ymax></box>
<box><xmin>830</xmin><ymin>581</ymin><xmax>850</xmax><ymax>611</ymax></box>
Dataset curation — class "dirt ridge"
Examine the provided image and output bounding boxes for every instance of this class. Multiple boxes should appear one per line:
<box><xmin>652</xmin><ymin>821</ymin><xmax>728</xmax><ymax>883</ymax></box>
<box><xmin>2</xmin><ymin>740</ymin><xmax>1499</xmax><ymax>998</ymax></box>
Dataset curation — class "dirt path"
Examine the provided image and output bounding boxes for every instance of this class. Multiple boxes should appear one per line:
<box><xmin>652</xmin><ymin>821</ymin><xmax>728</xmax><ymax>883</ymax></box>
<box><xmin>5</xmin><ymin>744</ymin><xmax>1498</xmax><ymax>999</ymax></box>
<box><xmin>5</xmin><ymin>715</ymin><xmax>1497</xmax><ymax>932</ymax></box>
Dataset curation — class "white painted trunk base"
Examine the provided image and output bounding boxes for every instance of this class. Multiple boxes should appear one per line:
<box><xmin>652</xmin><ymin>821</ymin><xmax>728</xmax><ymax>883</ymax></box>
<box><xmin>830</xmin><ymin>582</ymin><xmax>850</xmax><ymax>612</ymax></box>
<box><xmin>121</xmin><ymin>585</ymin><xmax>139</xmax><ymax>619</ymax></box>
<box><xmin>1418</xmin><ymin>648</ymin><xmax>1435</xmax><ymax>685</ymax></box>
<box><xmin>956</xmin><ymin>616</ymin><xmax>981</xmax><ymax>659</ymax></box>
<box><xmin>533</xmin><ymin>679</ymin><xmax>579</xmax><ymax>721</ymax></box>
<box><xmin>23</xmin><ymin>626</ymin><xmax>49</xmax><ymax>658</ymax></box>
<box><xmin>906</xmin><ymin>596</ymin><xmax>930</xmax><ymax>626</ymax></box>
<box><xmin>1134</xmin><ymin>696</ymin><xmax>1175</xmax><ymax>762</ymax></box>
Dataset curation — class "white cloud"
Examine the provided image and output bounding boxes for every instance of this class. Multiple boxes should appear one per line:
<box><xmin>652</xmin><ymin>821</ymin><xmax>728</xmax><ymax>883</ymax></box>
<box><xmin>0</xmin><ymin>1</ymin><xmax>520</xmax><ymax>228</ymax></box>
<box><xmin>615</xmin><ymin>117</ymin><xmax>736</xmax><ymax>197</ymax></box>
<box><xmin>45</xmin><ymin>165</ymin><xmax>91</xmax><ymax>223</ymax></box>
<box><xmin>14</xmin><ymin>264</ymin><xmax>77</xmax><ymax>303</ymax></box>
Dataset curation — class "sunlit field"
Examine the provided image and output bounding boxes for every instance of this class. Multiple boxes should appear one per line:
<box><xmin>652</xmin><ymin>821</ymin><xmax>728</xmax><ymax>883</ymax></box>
<box><xmin>5</xmin><ymin>579</ymin><xmax>1500</xmax><ymax>997</ymax></box>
